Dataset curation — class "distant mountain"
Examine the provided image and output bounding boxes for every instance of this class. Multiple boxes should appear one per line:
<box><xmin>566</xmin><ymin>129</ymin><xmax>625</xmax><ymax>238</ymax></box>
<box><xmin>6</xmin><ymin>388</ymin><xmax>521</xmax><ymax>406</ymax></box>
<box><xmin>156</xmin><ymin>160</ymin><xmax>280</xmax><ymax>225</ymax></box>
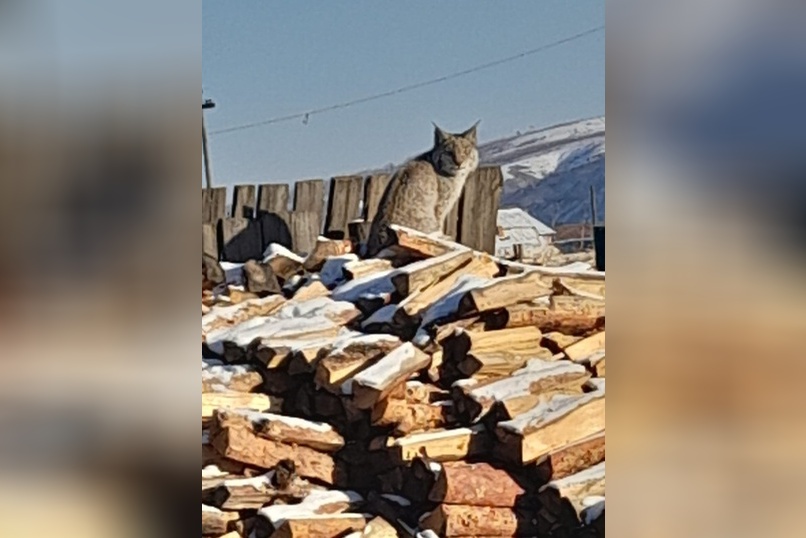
<box><xmin>356</xmin><ymin>116</ymin><xmax>604</xmax><ymax>227</ymax></box>
<box><xmin>480</xmin><ymin>116</ymin><xmax>604</xmax><ymax>227</ymax></box>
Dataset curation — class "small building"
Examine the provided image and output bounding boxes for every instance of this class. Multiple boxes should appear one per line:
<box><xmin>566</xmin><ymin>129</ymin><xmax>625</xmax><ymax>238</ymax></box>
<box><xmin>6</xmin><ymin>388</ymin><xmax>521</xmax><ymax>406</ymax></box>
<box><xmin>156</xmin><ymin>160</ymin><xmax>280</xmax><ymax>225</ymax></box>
<box><xmin>495</xmin><ymin>208</ymin><xmax>556</xmax><ymax>260</ymax></box>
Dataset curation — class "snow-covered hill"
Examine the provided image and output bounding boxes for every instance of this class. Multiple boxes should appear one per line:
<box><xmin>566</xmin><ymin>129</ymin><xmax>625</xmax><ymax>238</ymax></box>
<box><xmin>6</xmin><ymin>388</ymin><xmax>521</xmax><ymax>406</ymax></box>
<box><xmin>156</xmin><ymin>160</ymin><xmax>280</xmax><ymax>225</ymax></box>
<box><xmin>480</xmin><ymin>116</ymin><xmax>605</xmax><ymax>227</ymax></box>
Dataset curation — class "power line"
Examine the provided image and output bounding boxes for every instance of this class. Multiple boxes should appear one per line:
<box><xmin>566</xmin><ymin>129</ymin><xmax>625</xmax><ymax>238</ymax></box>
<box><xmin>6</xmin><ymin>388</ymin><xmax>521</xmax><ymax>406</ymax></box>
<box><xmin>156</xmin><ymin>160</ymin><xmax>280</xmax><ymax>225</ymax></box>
<box><xmin>209</xmin><ymin>25</ymin><xmax>604</xmax><ymax>136</ymax></box>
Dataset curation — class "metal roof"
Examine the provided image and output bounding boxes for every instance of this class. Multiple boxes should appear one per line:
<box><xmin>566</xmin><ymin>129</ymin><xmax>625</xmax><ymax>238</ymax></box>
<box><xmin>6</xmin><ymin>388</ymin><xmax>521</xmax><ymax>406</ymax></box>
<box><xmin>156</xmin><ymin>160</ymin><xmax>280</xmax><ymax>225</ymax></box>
<box><xmin>497</xmin><ymin>208</ymin><xmax>555</xmax><ymax>236</ymax></box>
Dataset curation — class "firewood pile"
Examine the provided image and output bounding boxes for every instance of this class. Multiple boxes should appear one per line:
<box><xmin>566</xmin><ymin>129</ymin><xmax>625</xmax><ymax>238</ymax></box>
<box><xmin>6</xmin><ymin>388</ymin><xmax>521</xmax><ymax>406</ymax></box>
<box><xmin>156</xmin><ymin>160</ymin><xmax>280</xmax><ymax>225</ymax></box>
<box><xmin>202</xmin><ymin>225</ymin><xmax>605</xmax><ymax>538</ymax></box>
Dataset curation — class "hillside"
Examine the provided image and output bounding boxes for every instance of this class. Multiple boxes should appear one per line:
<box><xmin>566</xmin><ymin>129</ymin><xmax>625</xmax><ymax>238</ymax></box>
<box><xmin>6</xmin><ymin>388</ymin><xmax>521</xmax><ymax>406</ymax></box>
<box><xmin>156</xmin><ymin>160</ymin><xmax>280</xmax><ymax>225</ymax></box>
<box><xmin>480</xmin><ymin>116</ymin><xmax>605</xmax><ymax>227</ymax></box>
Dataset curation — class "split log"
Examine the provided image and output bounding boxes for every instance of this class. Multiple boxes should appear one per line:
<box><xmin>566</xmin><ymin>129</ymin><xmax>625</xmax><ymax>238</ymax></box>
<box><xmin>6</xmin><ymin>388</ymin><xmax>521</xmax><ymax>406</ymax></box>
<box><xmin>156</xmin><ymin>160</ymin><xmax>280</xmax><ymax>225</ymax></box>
<box><xmin>495</xmin><ymin>390</ymin><xmax>606</xmax><ymax>465</ymax></box>
<box><xmin>533</xmin><ymin>430</ymin><xmax>605</xmax><ymax>483</ymax></box>
<box><xmin>202</xmin><ymin>391</ymin><xmax>282</xmax><ymax>423</ymax></box>
<box><xmin>244</xmin><ymin>260</ymin><xmax>282</xmax><ymax>294</ymax></box>
<box><xmin>481</xmin><ymin>295</ymin><xmax>604</xmax><ymax>336</ymax></box>
<box><xmin>386</xmin><ymin>424</ymin><xmax>490</xmax><ymax>462</ymax></box>
<box><xmin>202</xmin><ymin>295</ymin><xmax>286</xmax><ymax>342</ymax></box>
<box><xmin>452</xmin><ymin>360</ymin><xmax>590</xmax><ymax>423</ymax></box>
<box><xmin>359</xmin><ymin>516</ymin><xmax>399</xmax><ymax>537</ymax></box>
<box><xmin>441</xmin><ymin>326</ymin><xmax>544</xmax><ymax>380</ymax></box>
<box><xmin>387</xmin><ymin>225</ymin><xmax>463</xmax><ymax>257</ymax></box>
<box><xmin>350</xmin><ymin>343</ymin><xmax>431</xmax><ymax>409</ymax></box>
<box><xmin>303</xmin><ymin>237</ymin><xmax>353</xmax><ymax>272</ymax></box>
<box><xmin>314</xmin><ymin>334</ymin><xmax>402</xmax><ymax>394</ymax></box>
<box><xmin>541</xmin><ymin>332</ymin><xmax>582</xmax><ymax>354</ymax></box>
<box><xmin>202</xmin><ymin>504</ymin><xmax>239</xmax><ymax>535</ymax></box>
<box><xmin>590</xmin><ymin>352</ymin><xmax>605</xmax><ymax>377</ymax></box>
<box><xmin>292</xmin><ymin>280</ymin><xmax>330</xmax><ymax>301</ymax></box>
<box><xmin>258</xmin><ymin>489</ymin><xmax>364</xmax><ymax>534</ymax></box>
<box><xmin>456</xmin><ymin>271</ymin><xmax>553</xmax><ymax>317</ymax></box>
<box><xmin>269</xmin><ymin>514</ymin><xmax>367</xmax><ymax>538</ymax></box>
<box><xmin>264</xmin><ymin>244</ymin><xmax>305</xmax><ymax>281</ymax></box>
<box><xmin>209</xmin><ymin>409</ymin><xmax>337</xmax><ymax>484</ymax></box>
<box><xmin>202</xmin><ymin>363</ymin><xmax>264</xmax><ymax>393</ymax></box>
<box><xmin>343</xmin><ymin>258</ymin><xmax>393</xmax><ymax>280</ymax></box>
<box><xmin>539</xmin><ymin>462</ymin><xmax>605</xmax><ymax>512</ymax></box>
<box><xmin>563</xmin><ymin>331</ymin><xmax>605</xmax><ymax>363</ymax></box>
<box><xmin>248</xmin><ymin>326</ymin><xmax>352</xmax><ymax>369</ymax></box>
<box><xmin>250</xmin><ymin>412</ymin><xmax>345</xmax><ymax>452</ymax></box>
<box><xmin>390</xmin><ymin>249</ymin><xmax>473</xmax><ymax>297</ymax></box>
<box><xmin>419</xmin><ymin>504</ymin><xmax>537</xmax><ymax>537</ymax></box>
<box><xmin>227</xmin><ymin>286</ymin><xmax>260</xmax><ymax>303</ymax></box>
<box><xmin>204</xmin><ymin>473</ymin><xmax>312</xmax><ymax>510</ymax></box>
<box><xmin>427</xmin><ymin>461</ymin><xmax>526</xmax><ymax>507</ymax></box>
<box><xmin>371</xmin><ymin>396</ymin><xmax>453</xmax><ymax>435</ymax></box>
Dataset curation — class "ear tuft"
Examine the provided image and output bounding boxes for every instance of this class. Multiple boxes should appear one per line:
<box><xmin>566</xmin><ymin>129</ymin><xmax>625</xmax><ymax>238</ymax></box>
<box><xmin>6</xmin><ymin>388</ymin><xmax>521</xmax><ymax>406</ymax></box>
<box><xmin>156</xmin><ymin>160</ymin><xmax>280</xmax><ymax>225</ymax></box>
<box><xmin>433</xmin><ymin>123</ymin><xmax>450</xmax><ymax>145</ymax></box>
<box><xmin>461</xmin><ymin>121</ymin><xmax>480</xmax><ymax>144</ymax></box>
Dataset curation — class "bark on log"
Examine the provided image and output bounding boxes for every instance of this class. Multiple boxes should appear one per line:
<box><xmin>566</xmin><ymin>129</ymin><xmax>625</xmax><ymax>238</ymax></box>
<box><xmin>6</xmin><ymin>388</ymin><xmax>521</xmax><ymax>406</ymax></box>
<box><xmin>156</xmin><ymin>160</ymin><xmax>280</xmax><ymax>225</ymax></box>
<box><xmin>456</xmin><ymin>271</ymin><xmax>553</xmax><ymax>317</ymax></box>
<box><xmin>202</xmin><ymin>505</ymin><xmax>239</xmax><ymax>535</ymax></box>
<box><xmin>205</xmin><ymin>473</ymin><xmax>312</xmax><ymax>510</ymax></box>
<box><xmin>428</xmin><ymin>461</ymin><xmax>526</xmax><ymax>507</ymax></box>
<box><xmin>419</xmin><ymin>504</ymin><xmax>537</xmax><ymax>537</ymax></box>
<box><xmin>386</xmin><ymin>424</ymin><xmax>490</xmax><ymax>463</ymax></box>
<box><xmin>480</xmin><ymin>296</ymin><xmax>604</xmax><ymax>336</ymax></box>
<box><xmin>202</xmin><ymin>392</ymin><xmax>282</xmax><ymax>423</ymax></box>
<box><xmin>244</xmin><ymin>260</ymin><xmax>282</xmax><ymax>295</ymax></box>
<box><xmin>533</xmin><ymin>430</ymin><xmax>605</xmax><ymax>483</ymax></box>
<box><xmin>269</xmin><ymin>514</ymin><xmax>366</xmax><ymax>538</ymax></box>
<box><xmin>314</xmin><ymin>335</ymin><xmax>402</xmax><ymax>393</ymax></box>
<box><xmin>390</xmin><ymin>250</ymin><xmax>473</xmax><ymax>297</ymax></box>
<box><xmin>303</xmin><ymin>237</ymin><xmax>353</xmax><ymax>272</ymax></box>
<box><xmin>202</xmin><ymin>363</ymin><xmax>264</xmax><ymax>393</ymax></box>
<box><xmin>250</xmin><ymin>412</ymin><xmax>345</xmax><ymax>452</ymax></box>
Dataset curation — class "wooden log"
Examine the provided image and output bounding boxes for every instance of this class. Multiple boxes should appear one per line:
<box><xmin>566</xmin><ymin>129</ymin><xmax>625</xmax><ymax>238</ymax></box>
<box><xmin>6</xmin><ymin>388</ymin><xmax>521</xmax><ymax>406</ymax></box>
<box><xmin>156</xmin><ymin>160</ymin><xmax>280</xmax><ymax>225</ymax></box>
<box><xmin>533</xmin><ymin>430</ymin><xmax>605</xmax><ymax>483</ymax></box>
<box><xmin>481</xmin><ymin>295</ymin><xmax>605</xmax><ymax>335</ymax></box>
<box><xmin>264</xmin><ymin>244</ymin><xmax>305</xmax><ymax>281</ymax></box>
<box><xmin>250</xmin><ymin>412</ymin><xmax>345</xmax><ymax>452</ymax></box>
<box><xmin>250</xmin><ymin>328</ymin><xmax>354</xmax><ymax>370</ymax></box>
<box><xmin>226</xmin><ymin>286</ymin><xmax>260</xmax><ymax>304</ymax></box>
<box><xmin>205</xmin><ymin>473</ymin><xmax>312</xmax><ymax>510</ymax></box>
<box><xmin>343</xmin><ymin>258</ymin><xmax>393</xmax><ymax>281</ymax></box>
<box><xmin>202</xmin><ymin>363</ymin><xmax>264</xmax><ymax>393</ymax></box>
<box><xmin>457</xmin><ymin>271</ymin><xmax>553</xmax><ymax>317</ymax></box>
<box><xmin>541</xmin><ymin>332</ymin><xmax>582</xmax><ymax>354</ymax></box>
<box><xmin>452</xmin><ymin>360</ymin><xmax>590</xmax><ymax>423</ymax></box>
<box><xmin>441</xmin><ymin>326</ymin><xmax>544</xmax><ymax>379</ymax></box>
<box><xmin>210</xmin><ymin>409</ymin><xmax>337</xmax><ymax>484</ymax></box>
<box><xmin>202</xmin><ymin>295</ymin><xmax>286</xmax><ymax>342</ymax></box>
<box><xmin>386</xmin><ymin>424</ymin><xmax>490</xmax><ymax>463</ymax></box>
<box><xmin>314</xmin><ymin>334</ymin><xmax>402</xmax><ymax>394</ymax></box>
<box><xmin>590</xmin><ymin>352</ymin><xmax>605</xmax><ymax>377</ymax></box>
<box><xmin>258</xmin><ymin>489</ymin><xmax>364</xmax><ymax>534</ymax></box>
<box><xmin>360</xmin><ymin>516</ymin><xmax>398</xmax><ymax>537</ymax></box>
<box><xmin>538</xmin><ymin>462</ymin><xmax>605</xmax><ymax>515</ymax></box>
<box><xmin>387</xmin><ymin>225</ymin><xmax>464</xmax><ymax>257</ymax></box>
<box><xmin>202</xmin><ymin>504</ymin><xmax>239</xmax><ymax>535</ymax></box>
<box><xmin>419</xmin><ymin>504</ymin><xmax>535</xmax><ymax>537</ymax></box>
<box><xmin>495</xmin><ymin>390</ymin><xmax>606</xmax><ymax>465</ymax></box>
<box><xmin>243</xmin><ymin>260</ymin><xmax>282</xmax><ymax>295</ymax></box>
<box><xmin>202</xmin><ymin>391</ymin><xmax>282</xmax><ymax>422</ymax></box>
<box><xmin>563</xmin><ymin>331</ymin><xmax>605</xmax><ymax>363</ymax></box>
<box><xmin>371</xmin><ymin>396</ymin><xmax>453</xmax><ymax>435</ymax></box>
<box><xmin>303</xmin><ymin>237</ymin><xmax>353</xmax><ymax>272</ymax></box>
<box><xmin>292</xmin><ymin>280</ymin><xmax>330</xmax><ymax>301</ymax></box>
<box><xmin>350</xmin><ymin>343</ymin><xmax>431</xmax><ymax>409</ymax></box>
<box><xmin>428</xmin><ymin>461</ymin><xmax>526</xmax><ymax>507</ymax></box>
<box><xmin>270</xmin><ymin>514</ymin><xmax>367</xmax><ymax>538</ymax></box>
<box><xmin>390</xmin><ymin>249</ymin><xmax>473</xmax><ymax>297</ymax></box>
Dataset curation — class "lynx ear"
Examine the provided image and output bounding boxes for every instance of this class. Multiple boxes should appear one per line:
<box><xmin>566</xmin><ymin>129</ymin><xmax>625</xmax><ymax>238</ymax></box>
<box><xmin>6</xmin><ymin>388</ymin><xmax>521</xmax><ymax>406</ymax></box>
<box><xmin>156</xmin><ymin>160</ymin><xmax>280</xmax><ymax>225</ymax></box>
<box><xmin>433</xmin><ymin>123</ymin><xmax>450</xmax><ymax>145</ymax></box>
<box><xmin>461</xmin><ymin>121</ymin><xmax>480</xmax><ymax>144</ymax></box>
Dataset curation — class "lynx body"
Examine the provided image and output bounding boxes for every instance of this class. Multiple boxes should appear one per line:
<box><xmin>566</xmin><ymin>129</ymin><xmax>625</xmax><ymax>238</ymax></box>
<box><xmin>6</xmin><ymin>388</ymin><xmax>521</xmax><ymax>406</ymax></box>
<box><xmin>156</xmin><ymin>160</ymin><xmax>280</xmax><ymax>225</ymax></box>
<box><xmin>365</xmin><ymin>123</ymin><xmax>479</xmax><ymax>257</ymax></box>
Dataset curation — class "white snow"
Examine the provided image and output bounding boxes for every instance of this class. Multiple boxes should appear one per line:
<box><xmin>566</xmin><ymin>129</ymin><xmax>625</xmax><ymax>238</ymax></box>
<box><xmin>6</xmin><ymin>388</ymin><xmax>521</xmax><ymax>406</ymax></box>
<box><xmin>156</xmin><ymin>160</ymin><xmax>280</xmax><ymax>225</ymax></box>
<box><xmin>468</xmin><ymin>360</ymin><xmax>586</xmax><ymax>403</ymax></box>
<box><xmin>262</xmin><ymin>243</ymin><xmax>304</xmax><ymax>264</ymax></box>
<box><xmin>327</xmin><ymin>333</ymin><xmax>401</xmax><ymax>356</ymax></box>
<box><xmin>320</xmin><ymin>254</ymin><xmax>359</xmax><ymax>288</ymax></box>
<box><xmin>380</xmin><ymin>494</ymin><xmax>411</xmax><ymax>507</ymax></box>
<box><xmin>361</xmin><ymin>304</ymin><xmax>398</xmax><ymax>328</ymax></box>
<box><xmin>419</xmin><ymin>275</ymin><xmax>490</xmax><ymax>327</ymax></box>
<box><xmin>201</xmin><ymin>364</ymin><xmax>256</xmax><ymax>385</ymax></box>
<box><xmin>201</xmin><ymin>464</ymin><xmax>229</xmax><ymax>479</ymax></box>
<box><xmin>258</xmin><ymin>489</ymin><xmax>363</xmax><ymax>526</ymax></box>
<box><xmin>393</xmin><ymin>424</ymin><xmax>485</xmax><ymax>446</ymax></box>
<box><xmin>540</xmin><ymin>462</ymin><xmax>605</xmax><ymax>493</ymax></box>
<box><xmin>582</xmin><ymin>496</ymin><xmax>605</xmax><ymax>525</ymax></box>
<box><xmin>352</xmin><ymin>342</ymin><xmax>422</xmax><ymax>391</ymax></box>
<box><xmin>498</xmin><ymin>390</ymin><xmax>604</xmax><ymax>435</ymax></box>
<box><xmin>226</xmin><ymin>408</ymin><xmax>334</xmax><ymax>433</ymax></box>
<box><xmin>331</xmin><ymin>268</ymin><xmax>397</xmax><ymax>303</ymax></box>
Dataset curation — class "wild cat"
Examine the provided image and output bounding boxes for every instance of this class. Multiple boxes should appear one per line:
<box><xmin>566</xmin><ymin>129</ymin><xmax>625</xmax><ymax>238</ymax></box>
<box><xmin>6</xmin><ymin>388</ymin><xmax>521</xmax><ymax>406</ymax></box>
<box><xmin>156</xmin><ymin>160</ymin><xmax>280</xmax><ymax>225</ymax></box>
<box><xmin>364</xmin><ymin>122</ymin><xmax>479</xmax><ymax>257</ymax></box>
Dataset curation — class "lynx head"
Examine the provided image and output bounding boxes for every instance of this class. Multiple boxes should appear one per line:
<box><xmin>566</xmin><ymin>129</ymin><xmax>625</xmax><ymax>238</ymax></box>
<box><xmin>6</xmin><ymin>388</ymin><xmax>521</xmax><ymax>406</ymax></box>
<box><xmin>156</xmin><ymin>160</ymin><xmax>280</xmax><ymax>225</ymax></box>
<box><xmin>431</xmin><ymin>122</ymin><xmax>480</xmax><ymax>177</ymax></box>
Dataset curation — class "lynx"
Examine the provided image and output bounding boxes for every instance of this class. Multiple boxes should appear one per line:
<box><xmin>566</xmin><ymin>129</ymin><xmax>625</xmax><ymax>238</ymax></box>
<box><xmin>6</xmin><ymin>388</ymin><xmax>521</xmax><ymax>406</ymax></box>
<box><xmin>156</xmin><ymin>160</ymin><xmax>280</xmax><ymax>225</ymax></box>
<box><xmin>365</xmin><ymin>122</ymin><xmax>479</xmax><ymax>257</ymax></box>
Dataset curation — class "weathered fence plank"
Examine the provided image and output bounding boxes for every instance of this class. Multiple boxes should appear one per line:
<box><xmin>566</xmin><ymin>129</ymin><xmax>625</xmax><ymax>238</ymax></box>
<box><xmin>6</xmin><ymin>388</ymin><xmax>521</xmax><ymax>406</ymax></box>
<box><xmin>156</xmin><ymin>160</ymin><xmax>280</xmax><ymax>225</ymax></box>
<box><xmin>232</xmin><ymin>185</ymin><xmax>257</xmax><ymax>219</ymax></box>
<box><xmin>202</xmin><ymin>223</ymin><xmax>218</xmax><ymax>260</ymax></box>
<box><xmin>325</xmin><ymin>175</ymin><xmax>364</xmax><ymax>238</ymax></box>
<box><xmin>257</xmin><ymin>183</ymin><xmax>290</xmax><ymax>215</ymax></box>
<box><xmin>363</xmin><ymin>174</ymin><xmax>391</xmax><ymax>222</ymax></box>
<box><xmin>203</xmin><ymin>187</ymin><xmax>227</xmax><ymax>223</ymax></box>
<box><xmin>458</xmin><ymin>166</ymin><xmax>502</xmax><ymax>253</ymax></box>
<box><xmin>443</xmin><ymin>202</ymin><xmax>460</xmax><ymax>241</ymax></box>
<box><xmin>294</xmin><ymin>180</ymin><xmax>324</xmax><ymax>212</ymax></box>
<box><xmin>289</xmin><ymin>211</ymin><xmax>320</xmax><ymax>255</ymax></box>
<box><xmin>257</xmin><ymin>210</ymin><xmax>293</xmax><ymax>252</ymax></box>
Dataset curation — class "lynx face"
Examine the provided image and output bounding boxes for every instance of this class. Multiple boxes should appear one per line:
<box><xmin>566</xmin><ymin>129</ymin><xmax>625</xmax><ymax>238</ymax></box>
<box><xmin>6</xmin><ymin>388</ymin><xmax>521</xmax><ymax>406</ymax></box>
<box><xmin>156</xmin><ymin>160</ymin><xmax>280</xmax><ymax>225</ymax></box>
<box><xmin>431</xmin><ymin>123</ymin><xmax>479</xmax><ymax>177</ymax></box>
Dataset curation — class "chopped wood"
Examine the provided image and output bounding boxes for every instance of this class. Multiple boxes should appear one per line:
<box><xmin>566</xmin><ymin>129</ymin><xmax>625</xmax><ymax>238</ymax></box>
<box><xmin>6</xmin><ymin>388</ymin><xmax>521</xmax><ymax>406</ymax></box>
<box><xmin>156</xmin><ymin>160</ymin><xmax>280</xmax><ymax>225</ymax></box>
<box><xmin>350</xmin><ymin>343</ymin><xmax>431</xmax><ymax>409</ymax></box>
<box><xmin>539</xmin><ymin>462</ymin><xmax>605</xmax><ymax>515</ymax></box>
<box><xmin>542</xmin><ymin>332</ymin><xmax>583</xmax><ymax>353</ymax></box>
<box><xmin>372</xmin><ymin>397</ymin><xmax>453</xmax><ymax>435</ymax></box>
<box><xmin>390</xmin><ymin>249</ymin><xmax>473</xmax><ymax>297</ymax></box>
<box><xmin>202</xmin><ymin>363</ymin><xmax>264</xmax><ymax>393</ymax></box>
<box><xmin>452</xmin><ymin>360</ymin><xmax>590</xmax><ymax>423</ymax></box>
<box><xmin>590</xmin><ymin>352</ymin><xmax>605</xmax><ymax>377</ymax></box>
<box><xmin>314</xmin><ymin>334</ymin><xmax>402</xmax><ymax>393</ymax></box>
<box><xmin>250</xmin><ymin>412</ymin><xmax>345</xmax><ymax>452</ymax></box>
<box><xmin>303</xmin><ymin>237</ymin><xmax>353</xmax><ymax>272</ymax></box>
<box><xmin>244</xmin><ymin>260</ymin><xmax>282</xmax><ymax>294</ymax></box>
<box><xmin>202</xmin><ymin>295</ymin><xmax>287</xmax><ymax>342</ymax></box>
<box><xmin>563</xmin><ymin>331</ymin><xmax>605</xmax><ymax>363</ymax></box>
<box><xmin>388</xmin><ymin>225</ymin><xmax>466</xmax><ymax>258</ymax></box>
<box><xmin>386</xmin><ymin>424</ymin><xmax>490</xmax><ymax>463</ymax></box>
<box><xmin>292</xmin><ymin>280</ymin><xmax>330</xmax><ymax>301</ymax></box>
<box><xmin>202</xmin><ymin>391</ymin><xmax>282</xmax><ymax>422</ymax></box>
<box><xmin>480</xmin><ymin>295</ymin><xmax>604</xmax><ymax>335</ymax></box>
<box><xmin>457</xmin><ymin>271</ymin><xmax>553</xmax><ymax>317</ymax></box>
<box><xmin>343</xmin><ymin>258</ymin><xmax>394</xmax><ymax>280</ymax></box>
<box><xmin>269</xmin><ymin>514</ymin><xmax>367</xmax><ymax>538</ymax></box>
<box><xmin>534</xmin><ymin>430</ymin><xmax>605</xmax><ymax>482</ymax></box>
<box><xmin>359</xmin><ymin>516</ymin><xmax>399</xmax><ymax>537</ymax></box>
<box><xmin>204</xmin><ymin>473</ymin><xmax>312</xmax><ymax>510</ymax></box>
<box><xmin>264</xmin><ymin>245</ymin><xmax>305</xmax><ymax>281</ymax></box>
<box><xmin>227</xmin><ymin>286</ymin><xmax>261</xmax><ymax>304</ymax></box>
<box><xmin>202</xmin><ymin>504</ymin><xmax>239</xmax><ymax>536</ymax></box>
<box><xmin>210</xmin><ymin>409</ymin><xmax>337</xmax><ymax>484</ymax></box>
<box><xmin>441</xmin><ymin>326</ymin><xmax>544</xmax><ymax>380</ymax></box>
<box><xmin>495</xmin><ymin>390</ymin><xmax>605</xmax><ymax>465</ymax></box>
<box><xmin>258</xmin><ymin>489</ymin><xmax>364</xmax><ymax>529</ymax></box>
<box><xmin>427</xmin><ymin>461</ymin><xmax>526</xmax><ymax>507</ymax></box>
<box><xmin>419</xmin><ymin>504</ymin><xmax>536</xmax><ymax>537</ymax></box>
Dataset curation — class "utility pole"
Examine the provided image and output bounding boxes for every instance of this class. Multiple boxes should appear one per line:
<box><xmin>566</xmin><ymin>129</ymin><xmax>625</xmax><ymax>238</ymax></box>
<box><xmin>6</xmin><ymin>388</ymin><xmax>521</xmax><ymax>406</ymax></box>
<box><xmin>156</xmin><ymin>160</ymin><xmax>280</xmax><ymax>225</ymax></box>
<box><xmin>202</xmin><ymin>98</ymin><xmax>216</xmax><ymax>188</ymax></box>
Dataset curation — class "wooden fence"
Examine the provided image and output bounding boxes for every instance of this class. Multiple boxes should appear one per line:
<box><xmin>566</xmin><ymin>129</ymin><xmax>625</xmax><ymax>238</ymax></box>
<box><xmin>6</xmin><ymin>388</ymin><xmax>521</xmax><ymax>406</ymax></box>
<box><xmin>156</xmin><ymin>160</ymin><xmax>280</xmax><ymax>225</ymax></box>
<box><xmin>202</xmin><ymin>165</ymin><xmax>503</xmax><ymax>262</ymax></box>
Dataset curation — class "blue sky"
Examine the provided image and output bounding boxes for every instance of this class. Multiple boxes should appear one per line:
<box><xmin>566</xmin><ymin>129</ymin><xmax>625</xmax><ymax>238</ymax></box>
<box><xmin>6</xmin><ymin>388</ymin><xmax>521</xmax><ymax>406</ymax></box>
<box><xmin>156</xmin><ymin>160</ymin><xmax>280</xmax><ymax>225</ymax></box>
<box><xmin>202</xmin><ymin>1</ymin><xmax>604</xmax><ymax>186</ymax></box>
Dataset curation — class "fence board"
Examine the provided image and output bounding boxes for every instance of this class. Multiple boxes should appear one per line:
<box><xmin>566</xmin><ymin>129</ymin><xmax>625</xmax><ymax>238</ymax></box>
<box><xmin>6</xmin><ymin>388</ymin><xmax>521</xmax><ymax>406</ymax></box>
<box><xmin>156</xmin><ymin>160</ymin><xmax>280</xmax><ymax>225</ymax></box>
<box><xmin>219</xmin><ymin>217</ymin><xmax>262</xmax><ymax>263</ymax></box>
<box><xmin>232</xmin><ymin>185</ymin><xmax>257</xmax><ymax>218</ymax></box>
<box><xmin>203</xmin><ymin>187</ymin><xmax>227</xmax><ymax>223</ymax></box>
<box><xmin>257</xmin><ymin>183</ymin><xmax>290</xmax><ymax>214</ymax></box>
<box><xmin>202</xmin><ymin>223</ymin><xmax>218</xmax><ymax>260</ymax></box>
<box><xmin>294</xmin><ymin>179</ymin><xmax>324</xmax><ymax>212</ymax></box>
<box><xmin>289</xmin><ymin>211</ymin><xmax>320</xmax><ymax>255</ymax></box>
<box><xmin>458</xmin><ymin>166</ymin><xmax>502</xmax><ymax>253</ymax></box>
<box><xmin>325</xmin><ymin>175</ymin><xmax>363</xmax><ymax>238</ymax></box>
<box><xmin>363</xmin><ymin>174</ymin><xmax>391</xmax><ymax>222</ymax></box>
<box><xmin>443</xmin><ymin>202</ymin><xmax>460</xmax><ymax>240</ymax></box>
